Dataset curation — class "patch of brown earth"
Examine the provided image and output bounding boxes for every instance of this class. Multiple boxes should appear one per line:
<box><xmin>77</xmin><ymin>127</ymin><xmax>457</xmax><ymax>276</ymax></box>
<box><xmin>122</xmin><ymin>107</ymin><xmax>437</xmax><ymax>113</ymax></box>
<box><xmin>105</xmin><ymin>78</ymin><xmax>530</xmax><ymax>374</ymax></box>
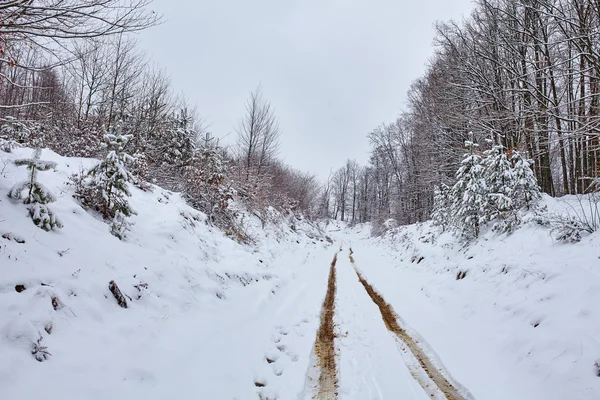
<box><xmin>351</xmin><ymin>256</ymin><xmax>465</xmax><ymax>400</ymax></box>
<box><xmin>313</xmin><ymin>253</ymin><xmax>338</xmax><ymax>399</ymax></box>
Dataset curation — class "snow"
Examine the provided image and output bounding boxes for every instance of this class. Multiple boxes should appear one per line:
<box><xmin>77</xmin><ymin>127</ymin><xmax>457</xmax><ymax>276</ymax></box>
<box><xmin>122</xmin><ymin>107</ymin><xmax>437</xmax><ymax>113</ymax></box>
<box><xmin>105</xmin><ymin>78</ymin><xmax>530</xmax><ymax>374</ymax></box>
<box><xmin>332</xmin><ymin>214</ymin><xmax>600</xmax><ymax>400</ymax></box>
<box><xmin>335</xmin><ymin>250</ymin><xmax>430</xmax><ymax>399</ymax></box>
<box><xmin>2</xmin><ymin>148</ymin><xmax>600</xmax><ymax>399</ymax></box>
<box><xmin>0</xmin><ymin>147</ymin><xmax>334</xmax><ymax>399</ymax></box>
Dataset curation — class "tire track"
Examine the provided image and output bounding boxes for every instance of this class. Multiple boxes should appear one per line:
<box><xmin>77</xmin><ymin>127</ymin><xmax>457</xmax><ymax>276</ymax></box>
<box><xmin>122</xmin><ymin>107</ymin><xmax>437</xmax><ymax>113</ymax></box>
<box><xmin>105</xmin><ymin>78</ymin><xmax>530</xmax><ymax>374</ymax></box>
<box><xmin>349</xmin><ymin>249</ymin><xmax>468</xmax><ymax>400</ymax></box>
<box><xmin>312</xmin><ymin>252</ymin><xmax>338</xmax><ymax>399</ymax></box>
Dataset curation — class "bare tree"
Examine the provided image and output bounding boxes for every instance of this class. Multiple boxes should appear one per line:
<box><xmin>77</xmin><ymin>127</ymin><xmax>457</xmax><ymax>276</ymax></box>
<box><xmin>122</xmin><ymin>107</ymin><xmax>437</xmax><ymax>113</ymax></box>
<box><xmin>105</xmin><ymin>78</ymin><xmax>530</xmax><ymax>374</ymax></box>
<box><xmin>66</xmin><ymin>39</ymin><xmax>109</xmax><ymax>127</ymax></box>
<box><xmin>0</xmin><ymin>0</ymin><xmax>160</xmax><ymax>112</ymax></box>
<box><xmin>236</xmin><ymin>86</ymin><xmax>280</xmax><ymax>180</ymax></box>
<box><xmin>100</xmin><ymin>33</ymin><xmax>146</xmax><ymax>130</ymax></box>
<box><xmin>0</xmin><ymin>0</ymin><xmax>159</xmax><ymax>54</ymax></box>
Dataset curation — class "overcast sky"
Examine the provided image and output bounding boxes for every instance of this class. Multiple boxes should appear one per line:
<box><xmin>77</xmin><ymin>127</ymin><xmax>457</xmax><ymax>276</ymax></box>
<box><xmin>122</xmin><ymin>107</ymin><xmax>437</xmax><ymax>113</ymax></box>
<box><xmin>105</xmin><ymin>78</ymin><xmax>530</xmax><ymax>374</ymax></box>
<box><xmin>138</xmin><ymin>0</ymin><xmax>474</xmax><ymax>179</ymax></box>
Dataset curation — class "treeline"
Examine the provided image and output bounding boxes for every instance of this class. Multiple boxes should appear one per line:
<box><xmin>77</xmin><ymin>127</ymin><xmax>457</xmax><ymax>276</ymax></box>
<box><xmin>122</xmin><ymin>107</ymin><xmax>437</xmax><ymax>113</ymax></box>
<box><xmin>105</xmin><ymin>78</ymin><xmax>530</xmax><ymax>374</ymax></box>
<box><xmin>0</xmin><ymin>1</ymin><xmax>320</xmax><ymax>236</ymax></box>
<box><xmin>325</xmin><ymin>0</ymin><xmax>600</xmax><ymax>228</ymax></box>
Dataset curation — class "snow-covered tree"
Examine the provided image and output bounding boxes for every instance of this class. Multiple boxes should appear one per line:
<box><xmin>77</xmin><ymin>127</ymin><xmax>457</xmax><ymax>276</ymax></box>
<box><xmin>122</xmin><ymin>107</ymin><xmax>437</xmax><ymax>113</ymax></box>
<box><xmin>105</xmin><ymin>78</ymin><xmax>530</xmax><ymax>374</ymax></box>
<box><xmin>0</xmin><ymin>117</ymin><xmax>31</xmax><ymax>147</ymax></box>
<box><xmin>450</xmin><ymin>141</ymin><xmax>486</xmax><ymax>238</ymax></box>
<box><xmin>183</xmin><ymin>133</ymin><xmax>233</xmax><ymax>222</ymax></box>
<box><xmin>1</xmin><ymin>138</ymin><xmax>21</xmax><ymax>153</ymax></box>
<box><xmin>482</xmin><ymin>144</ymin><xmax>514</xmax><ymax>221</ymax></box>
<box><xmin>75</xmin><ymin>128</ymin><xmax>135</xmax><ymax>239</ymax></box>
<box><xmin>510</xmin><ymin>150</ymin><xmax>541</xmax><ymax>210</ymax></box>
<box><xmin>236</xmin><ymin>87</ymin><xmax>281</xmax><ymax>180</ymax></box>
<box><xmin>431</xmin><ymin>183</ymin><xmax>451</xmax><ymax>231</ymax></box>
<box><xmin>162</xmin><ymin>108</ymin><xmax>196</xmax><ymax>166</ymax></box>
<box><xmin>8</xmin><ymin>149</ymin><xmax>56</xmax><ymax>204</ymax></box>
<box><xmin>0</xmin><ymin>119</ymin><xmax>49</xmax><ymax>150</ymax></box>
<box><xmin>8</xmin><ymin>148</ymin><xmax>62</xmax><ymax>231</ymax></box>
<box><xmin>130</xmin><ymin>151</ymin><xmax>152</xmax><ymax>191</ymax></box>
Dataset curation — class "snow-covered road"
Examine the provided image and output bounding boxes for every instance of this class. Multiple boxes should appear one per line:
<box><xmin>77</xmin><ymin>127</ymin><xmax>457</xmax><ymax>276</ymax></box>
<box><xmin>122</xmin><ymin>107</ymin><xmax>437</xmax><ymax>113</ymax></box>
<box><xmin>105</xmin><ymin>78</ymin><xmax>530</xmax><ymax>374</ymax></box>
<box><xmin>336</xmin><ymin>249</ymin><xmax>431</xmax><ymax>399</ymax></box>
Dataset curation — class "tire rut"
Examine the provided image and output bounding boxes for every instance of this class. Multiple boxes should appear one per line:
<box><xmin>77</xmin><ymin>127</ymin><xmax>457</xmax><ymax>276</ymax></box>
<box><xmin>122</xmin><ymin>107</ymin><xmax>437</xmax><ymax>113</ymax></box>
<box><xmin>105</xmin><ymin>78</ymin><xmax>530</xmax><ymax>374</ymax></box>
<box><xmin>312</xmin><ymin>253</ymin><xmax>339</xmax><ymax>399</ymax></box>
<box><xmin>349</xmin><ymin>249</ymin><xmax>467</xmax><ymax>400</ymax></box>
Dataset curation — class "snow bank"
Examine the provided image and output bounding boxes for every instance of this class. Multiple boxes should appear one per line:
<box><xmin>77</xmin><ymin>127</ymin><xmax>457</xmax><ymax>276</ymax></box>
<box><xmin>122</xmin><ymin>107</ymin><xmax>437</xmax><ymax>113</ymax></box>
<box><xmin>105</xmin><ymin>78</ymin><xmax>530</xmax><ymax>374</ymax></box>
<box><xmin>0</xmin><ymin>147</ymin><xmax>334</xmax><ymax>399</ymax></box>
<box><xmin>337</xmin><ymin>199</ymin><xmax>600</xmax><ymax>399</ymax></box>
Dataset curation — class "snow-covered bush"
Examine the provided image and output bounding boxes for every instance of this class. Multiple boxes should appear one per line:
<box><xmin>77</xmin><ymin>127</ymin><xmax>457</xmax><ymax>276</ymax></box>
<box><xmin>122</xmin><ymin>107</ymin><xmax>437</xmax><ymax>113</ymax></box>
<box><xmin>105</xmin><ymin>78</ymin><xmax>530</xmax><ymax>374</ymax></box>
<box><xmin>31</xmin><ymin>337</ymin><xmax>51</xmax><ymax>362</ymax></box>
<box><xmin>8</xmin><ymin>148</ymin><xmax>62</xmax><ymax>231</ymax></box>
<box><xmin>28</xmin><ymin>204</ymin><xmax>63</xmax><ymax>231</ymax></box>
<box><xmin>0</xmin><ymin>118</ymin><xmax>49</xmax><ymax>150</ymax></box>
<box><xmin>0</xmin><ymin>117</ymin><xmax>32</xmax><ymax>146</ymax></box>
<box><xmin>131</xmin><ymin>152</ymin><xmax>152</xmax><ymax>190</ymax></box>
<box><xmin>46</xmin><ymin>124</ymin><xmax>103</xmax><ymax>158</ymax></box>
<box><xmin>109</xmin><ymin>210</ymin><xmax>131</xmax><ymax>240</ymax></box>
<box><xmin>547</xmin><ymin>192</ymin><xmax>600</xmax><ymax>243</ymax></box>
<box><xmin>73</xmin><ymin>128</ymin><xmax>135</xmax><ymax>239</ymax></box>
<box><xmin>550</xmin><ymin>214</ymin><xmax>594</xmax><ymax>243</ymax></box>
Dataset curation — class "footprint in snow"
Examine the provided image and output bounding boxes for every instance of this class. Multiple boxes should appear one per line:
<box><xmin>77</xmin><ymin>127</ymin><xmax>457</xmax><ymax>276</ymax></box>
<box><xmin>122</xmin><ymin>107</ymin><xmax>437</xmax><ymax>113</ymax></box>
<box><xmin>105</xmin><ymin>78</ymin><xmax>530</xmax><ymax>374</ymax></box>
<box><xmin>255</xmin><ymin>377</ymin><xmax>280</xmax><ymax>399</ymax></box>
<box><xmin>261</xmin><ymin>320</ymin><xmax>306</xmax><ymax>390</ymax></box>
<box><xmin>265</xmin><ymin>350</ymin><xmax>279</xmax><ymax>364</ymax></box>
<box><xmin>276</xmin><ymin>326</ymin><xmax>289</xmax><ymax>335</ymax></box>
<box><xmin>276</xmin><ymin>344</ymin><xmax>299</xmax><ymax>362</ymax></box>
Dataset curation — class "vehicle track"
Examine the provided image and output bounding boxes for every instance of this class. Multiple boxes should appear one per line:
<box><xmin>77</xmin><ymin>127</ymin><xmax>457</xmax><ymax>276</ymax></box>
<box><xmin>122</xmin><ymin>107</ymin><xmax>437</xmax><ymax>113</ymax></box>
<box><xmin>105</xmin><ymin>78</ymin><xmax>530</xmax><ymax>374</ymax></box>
<box><xmin>349</xmin><ymin>249</ymin><xmax>468</xmax><ymax>400</ymax></box>
<box><xmin>313</xmin><ymin>253</ymin><xmax>338</xmax><ymax>399</ymax></box>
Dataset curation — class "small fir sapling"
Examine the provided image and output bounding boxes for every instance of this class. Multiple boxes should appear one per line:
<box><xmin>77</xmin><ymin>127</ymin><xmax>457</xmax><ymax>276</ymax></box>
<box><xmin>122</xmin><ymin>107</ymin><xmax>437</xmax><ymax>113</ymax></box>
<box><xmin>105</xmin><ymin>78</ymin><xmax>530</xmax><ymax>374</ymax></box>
<box><xmin>431</xmin><ymin>183</ymin><xmax>451</xmax><ymax>231</ymax></box>
<box><xmin>510</xmin><ymin>150</ymin><xmax>541</xmax><ymax>210</ymax></box>
<box><xmin>74</xmin><ymin>129</ymin><xmax>136</xmax><ymax>239</ymax></box>
<box><xmin>8</xmin><ymin>148</ymin><xmax>62</xmax><ymax>231</ymax></box>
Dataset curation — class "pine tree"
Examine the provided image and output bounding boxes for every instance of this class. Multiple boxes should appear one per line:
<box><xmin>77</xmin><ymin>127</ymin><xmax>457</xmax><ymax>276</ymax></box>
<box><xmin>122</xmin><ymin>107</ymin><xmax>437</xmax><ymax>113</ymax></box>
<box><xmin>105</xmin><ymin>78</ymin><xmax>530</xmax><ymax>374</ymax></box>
<box><xmin>183</xmin><ymin>133</ymin><xmax>233</xmax><ymax>222</ymax></box>
<box><xmin>9</xmin><ymin>149</ymin><xmax>56</xmax><ymax>204</ymax></box>
<box><xmin>482</xmin><ymin>144</ymin><xmax>514</xmax><ymax>221</ymax></box>
<box><xmin>1</xmin><ymin>117</ymin><xmax>31</xmax><ymax>146</ymax></box>
<box><xmin>0</xmin><ymin>135</ymin><xmax>21</xmax><ymax>153</ymax></box>
<box><xmin>510</xmin><ymin>150</ymin><xmax>541</xmax><ymax>210</ymax></box>
<box><xmin>28</xmin><ymin>203</ymin><xmax>63</xmax><ymax>232</ymax></box>
<box><xmin>75</xmin><ymin>128</ymin><xmax>135</xmax><ymax>239</ymax></box>
<box><xmin>431</xmin><ymin>183</ymin><xmax>451</xmax><ymax>231</ymax></box>
<box><xmin>450</xmin><ymin>141</ymin><xmax>486</xmax><ymax>238</ymax></box>
<box><xmin>162</xmin><ymin>108</ymin><xmax>196</xmax><ymax>166</ymax></box>
<box><xmin>8</xmin><ymin>148</ymin><xmax>62</xmax><ymax>231</ymax></box>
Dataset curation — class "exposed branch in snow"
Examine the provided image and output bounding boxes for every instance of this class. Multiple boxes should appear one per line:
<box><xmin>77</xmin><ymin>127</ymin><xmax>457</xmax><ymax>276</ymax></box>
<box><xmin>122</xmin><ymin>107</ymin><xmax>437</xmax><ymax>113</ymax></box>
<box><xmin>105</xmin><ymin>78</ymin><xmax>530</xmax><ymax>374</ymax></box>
<box><xmin>108</xmin><ymin>280</ymin><xmax>128</xmax><ymax>308</ymax></box>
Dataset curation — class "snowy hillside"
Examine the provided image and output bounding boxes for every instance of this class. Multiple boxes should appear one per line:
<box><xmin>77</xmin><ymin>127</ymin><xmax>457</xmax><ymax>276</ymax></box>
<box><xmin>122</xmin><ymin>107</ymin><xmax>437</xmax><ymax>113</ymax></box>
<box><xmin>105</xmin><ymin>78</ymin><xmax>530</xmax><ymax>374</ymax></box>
<box><xmin>0</xmin><ymin>148</ymin><xmax>334</xmax><ymax>399</ymax></box>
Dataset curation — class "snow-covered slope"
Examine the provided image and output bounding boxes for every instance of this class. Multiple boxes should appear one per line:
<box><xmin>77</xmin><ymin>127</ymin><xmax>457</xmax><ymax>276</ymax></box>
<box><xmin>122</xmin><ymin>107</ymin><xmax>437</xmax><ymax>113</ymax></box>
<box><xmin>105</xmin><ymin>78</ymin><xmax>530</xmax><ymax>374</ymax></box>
<box><xmin>331</xmin><ymin>203</ymin><xmax>600</xmax><ymax>400</ymax></box>
<box><xmin>0</xmin><ymin>148</ymin><xmax>334</xmax><ymax>399</ymax></box>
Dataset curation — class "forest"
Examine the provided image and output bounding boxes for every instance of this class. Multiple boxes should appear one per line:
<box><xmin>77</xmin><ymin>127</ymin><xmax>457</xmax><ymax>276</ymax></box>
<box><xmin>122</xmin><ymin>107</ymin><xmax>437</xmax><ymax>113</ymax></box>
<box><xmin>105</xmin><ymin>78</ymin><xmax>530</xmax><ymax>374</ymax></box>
<box><xmin>2</xmin><ymin>0</ymin><xmax>600</xmax><ymax>239</ymax></box>
<box><xmin>326</xmin><ymin>0</ymin><xmax>600</xmax><ymax>234</ymax></box>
